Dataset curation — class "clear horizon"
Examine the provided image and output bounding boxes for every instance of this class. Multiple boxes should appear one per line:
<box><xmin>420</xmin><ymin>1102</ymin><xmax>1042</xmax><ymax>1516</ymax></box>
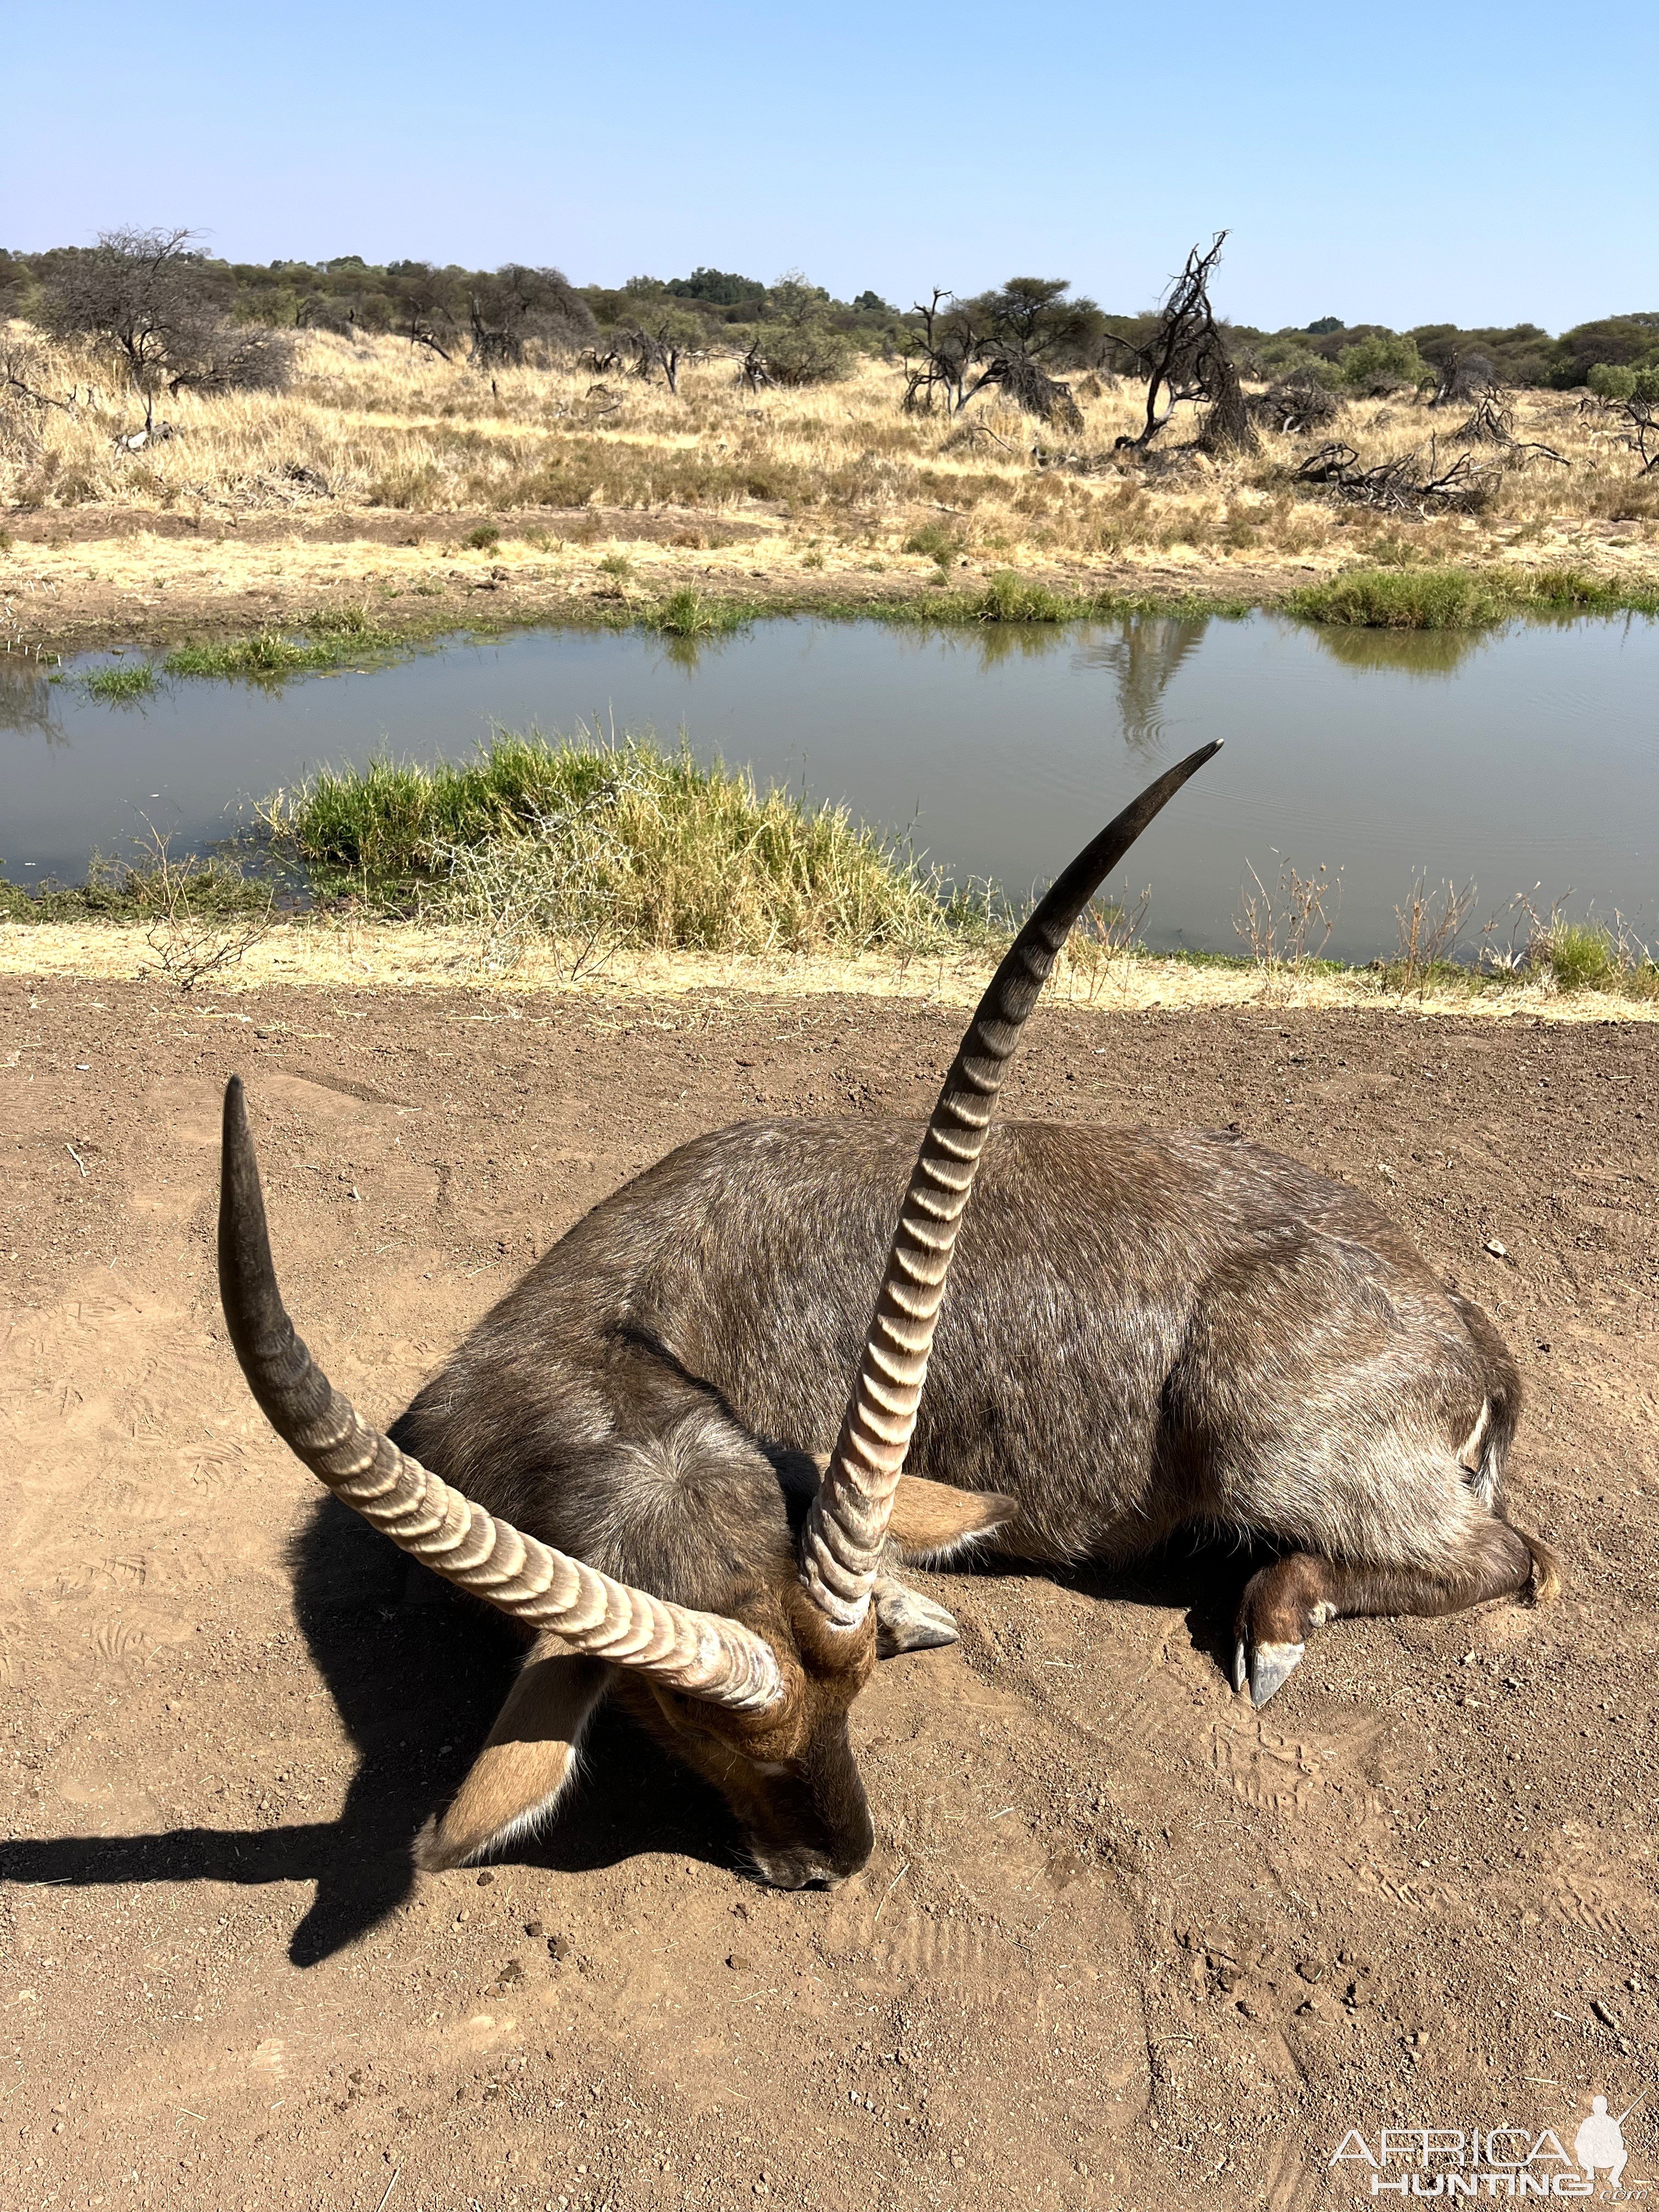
<box><xmin>5</xmin><ymin>0</ymin><xmax>1652</xmax><ymax>335</ymax></box>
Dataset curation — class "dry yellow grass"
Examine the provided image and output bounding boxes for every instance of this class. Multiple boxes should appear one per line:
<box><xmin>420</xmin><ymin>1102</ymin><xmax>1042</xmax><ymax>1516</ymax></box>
<box><xmin>4</xmin><ymin>326</ymin><xmax>1656</xmax><ymax>647</ymax></box>
<box><xmin>5</xmin><ymin>916</ymin><xmax>1654</xmax><ymax>1023</ymax></box>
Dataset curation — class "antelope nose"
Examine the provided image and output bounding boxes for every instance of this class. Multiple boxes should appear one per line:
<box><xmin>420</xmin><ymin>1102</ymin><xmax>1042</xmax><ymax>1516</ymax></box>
<box><xmin>746</xmin><ymin>1847</ymin><xmax>843</xmax><ymax>1891</ymax></box>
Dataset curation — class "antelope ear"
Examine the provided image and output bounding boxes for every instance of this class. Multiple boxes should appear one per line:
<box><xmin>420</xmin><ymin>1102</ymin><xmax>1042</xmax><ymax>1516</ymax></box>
<box><xmin>887</xmin><ymin>1475</ymin><xmax>1017</xmax><ymax>1564</ymax></box>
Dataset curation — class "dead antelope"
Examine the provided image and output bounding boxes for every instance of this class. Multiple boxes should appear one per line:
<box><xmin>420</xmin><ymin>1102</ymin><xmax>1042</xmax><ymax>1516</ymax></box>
<box><xmin>219</xmin><ymin>743</ymin><xmax>1558</xmax><ymax>1889</ymax></box>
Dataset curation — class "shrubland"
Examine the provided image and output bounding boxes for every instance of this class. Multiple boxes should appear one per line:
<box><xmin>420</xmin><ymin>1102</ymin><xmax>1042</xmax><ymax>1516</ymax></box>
<box><xmin>4</xmin><ymin>324</ymin><xmax>1656</xmax><ymax>614</ymax></box>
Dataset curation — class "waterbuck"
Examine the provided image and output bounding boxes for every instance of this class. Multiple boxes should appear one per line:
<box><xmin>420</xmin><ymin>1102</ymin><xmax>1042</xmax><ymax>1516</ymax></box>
<box><xmin>218</xmin><ymin>744</ymin><xmax>1558</xmax><ymax>1889</ymax></box>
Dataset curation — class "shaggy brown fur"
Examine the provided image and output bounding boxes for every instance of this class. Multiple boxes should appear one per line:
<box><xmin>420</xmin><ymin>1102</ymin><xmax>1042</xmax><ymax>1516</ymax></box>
<box><xmin>389</xmin><ymin>1115</ymin><xmax>1553</xmax><ymax>1874</ymax></box>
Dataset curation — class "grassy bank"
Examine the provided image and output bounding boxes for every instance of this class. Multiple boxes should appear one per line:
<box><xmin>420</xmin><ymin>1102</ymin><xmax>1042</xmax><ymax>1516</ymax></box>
<box><xmin>264</xmin><ymin>729</ymin><xmax>1000</xmax><ymax>961</ymax></box>
<box><xmin>1285</xmin><ymin>563</ymin><xmax>1659</xmax><ymax>628</ymax></box>
<box><xmin>56</xmin><ymin>559</ymin><xmax>1659</xmax><ymax>714</ymax></box>
<box><xmin>9</xmin><ymin>729</ymin><xmax>1652</xmax><ymax>1007</ymax></box>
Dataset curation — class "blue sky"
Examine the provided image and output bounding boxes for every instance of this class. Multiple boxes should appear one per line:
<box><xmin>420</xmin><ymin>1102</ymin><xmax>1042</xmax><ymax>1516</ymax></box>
<box><xmin>5</xmin><ymin>0</ymin><xmax>1651</xmax><ymax>332</ymax></box>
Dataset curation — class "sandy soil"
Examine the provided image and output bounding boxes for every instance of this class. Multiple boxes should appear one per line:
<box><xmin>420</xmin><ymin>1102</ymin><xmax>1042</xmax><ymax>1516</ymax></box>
<box><xmin>2</xmin><ymin>975</ymin><xmax>1655</xmax><ymax>2212</ymax></box>
<box><xmin>8</xmin><ymin>919</ymin><xmax>1658</xmax><ymax>1025</ymax></box>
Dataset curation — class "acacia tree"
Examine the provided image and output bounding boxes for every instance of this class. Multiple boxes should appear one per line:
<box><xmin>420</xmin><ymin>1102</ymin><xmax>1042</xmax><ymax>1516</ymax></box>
<box><xmin>39</xmin><ymin>226</ymin><xmax>291</xmax><ymax>396</ymax></box>
<box><xmin>902</xmin><ymin>278</ymin><xmax>1098</xmax><ymax>424</ymax></box>
<box><xmin>467</xmin><ymin>265</ymin><xmax>592</xmax><ymax>368</ymax></box>
<box><xmin>388</xmin><ymin>262</ymin><xmax>461</xmax><ymax>358</ymax></box>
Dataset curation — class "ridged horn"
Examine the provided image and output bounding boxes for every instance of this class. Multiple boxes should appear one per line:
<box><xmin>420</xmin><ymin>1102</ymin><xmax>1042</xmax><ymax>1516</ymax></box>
<box><xmin>800</xmin><ymin>742</ymin><xmax>1223</xmax><ymax>1629</ymax></box>
<box><xmin>217</xmin><ymin>1078</ymin><xmax>783</xmax><ymax>1715</ymax></box>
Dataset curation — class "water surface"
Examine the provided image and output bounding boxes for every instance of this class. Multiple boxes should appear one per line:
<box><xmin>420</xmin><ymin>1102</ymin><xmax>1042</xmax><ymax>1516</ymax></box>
<box><xmin>4</xmin><ymin>611</ymin><xmax>1655</xmax><ymax>960</ymax></box>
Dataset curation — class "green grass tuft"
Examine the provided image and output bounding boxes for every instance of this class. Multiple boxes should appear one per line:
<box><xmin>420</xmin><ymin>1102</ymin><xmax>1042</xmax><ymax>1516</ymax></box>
<box><xmin>1286</xmin><ymin>567</ymin><xmax>1508</xmax><ymax>630</ymax></box>
<box><xmin>84</xmin><ymin>661</ymin><xmax>159</xmax><ymax>702</ymax></box>
<box><xmin>973</xmin><ymin>571</ymin><xmax>1073</xmax><ymax>623</ymax></box>
<box><xmin>649</xmin><ymin>588</ymin><xmax>749</xmax><ymax>639</ymax></box>
<box><xmin>266</xmin><ymin>728</ymin><xmax>999</xmax><ymax>955</ymax></box>
<box><xmin>302</xmin><ymin>600</ymin><xmax>379</xmax><ymax>635</ymax></box>
<box><xmin>1289</xmin><ymin>563</ymin><xmax>1659</xmax><ymax>631</ymax></box>
<box><xmin>1545</xmin><ymin>922</ymin><xmax>1618</xmax><ymax>994</ymax></box>
<box><xmin>161</xmin><ymin>622</ymin><xmax>400</xmax><ymax>681</ymax></box>
<box><xmin>0</xmin><ymin>848</ymin><xmax>273</xmax><ymax>923</ymax></box>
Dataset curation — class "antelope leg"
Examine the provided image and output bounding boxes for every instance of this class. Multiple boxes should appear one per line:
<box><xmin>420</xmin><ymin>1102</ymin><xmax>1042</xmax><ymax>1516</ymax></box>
<box><xmin>1233</xmin><ymin>1517</ymin><xmax>1549</xmax><ymax>1709</ymax></box>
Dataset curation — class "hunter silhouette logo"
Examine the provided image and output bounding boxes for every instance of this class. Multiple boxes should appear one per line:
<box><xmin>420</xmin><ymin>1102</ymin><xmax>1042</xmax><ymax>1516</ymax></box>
<box><xmin>1575</xmin><ymin>2096</ymin><xmax>1643</xmax><ymax>2196</ymax></box>
<box><xmin>1330</xmin><ymin>2094</ymin><xmax>1648</xmax><ymax>2197</ymax></box>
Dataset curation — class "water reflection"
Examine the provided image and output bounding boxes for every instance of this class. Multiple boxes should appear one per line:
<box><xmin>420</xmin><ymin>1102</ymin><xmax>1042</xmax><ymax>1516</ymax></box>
<box><xmin>0</xmin><ymin>658</ymin><xmax>63</xmax><ymax>739</ymax></box>
<box><xmin>1077</xmin><ymin>616</ymin><xmax>1210</xmax><ymax>753</ymax></box>
<box><xmin>1305</xmin><ymin>623</ymin><xmax>1492</xmax><ymax>678</ymax></box>
<box><xmin>5</xmin><ymin>611</ymin><xmax>1655</xmax><ymax>958</ymax></box>
<box><xmin>967</xmin><ymin>619</ymin><xmax>1079</xmax><ymax>668</ymax></box>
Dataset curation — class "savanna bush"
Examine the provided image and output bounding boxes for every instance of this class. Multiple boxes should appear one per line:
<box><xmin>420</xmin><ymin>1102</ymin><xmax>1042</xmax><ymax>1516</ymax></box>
<box><xmin>1587</xmin><ymin>363</ymin><xmax>1637</xmax><ymax>400</ymax></box>
<box><xmin>1337</xmin><ymin>335</ymin><xmax>1429</xmax><ymax>394</ymax></box>
<box><xmin>761</xmin><ymin>321</ymin><xmax>854</xmax><ymax>387</ymax></box>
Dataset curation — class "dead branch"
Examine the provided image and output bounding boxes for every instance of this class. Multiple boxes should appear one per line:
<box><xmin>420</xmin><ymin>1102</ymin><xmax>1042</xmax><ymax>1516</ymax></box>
<box><xmin>1294</xmin><ymin>437</ymin><xmax>1489</xmax><ymax>513</ymax></box>
<box><xmin>731</xmin><ymin>337</ymin><xmax>770</xmax><ymax>393</ymax></box>
<box><xmin>1447</xmin><ymin>393</ymin><xmax>1570</xmax><ymax>468</ymax></box>
<box><xmin>1247</xmin><ymin>376</ymin><xmax>1342</xmax><ymax>435</ymax></box>
<box><xmin>1452</xmin><ymin>394</ymin><xmax>1515</xmax><ymax>443</ymax></box>
<box><xmin>2</xmin><ymin>347</ymin><xmax>80</xmax><ymax>416</ymax></box>
<box><xmin>1111</xmin><ymin>234</ymin><xmax>1257</xmax><ymax>456</ymax></box>
<box><xmin>1615</xmin><ymin>396</ymin><xmax>1659</xmax><ymax>473</ymax></box>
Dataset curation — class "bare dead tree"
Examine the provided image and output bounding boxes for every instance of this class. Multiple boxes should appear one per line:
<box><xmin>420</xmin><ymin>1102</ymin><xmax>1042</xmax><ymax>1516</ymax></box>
<box><xmin>731</xmin><ymin>336</ymin><xmax>771</xmax><ymax>393</ymax></box>
<box><xmin>626</xmin><ymin>327</ymin><xmax>681</xmax><ymax>393</ymax></box>
<box><xmin>1613</xmin><ymin>396</ymin><xmax>1659</xmax><ymax>473</ymax></box>
<box><xmin>1111</xmin><ymin>234</ymin><xmax>1257</xmax><ymax>456</ymax></box>
<box><xmin>902</xmin><ymin>290</ymin><xmax>984</xmax><ymax>414</ymax></box>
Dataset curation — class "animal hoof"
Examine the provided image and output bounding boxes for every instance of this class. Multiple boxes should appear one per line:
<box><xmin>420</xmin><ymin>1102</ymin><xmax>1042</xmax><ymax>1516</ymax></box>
<box><xmin>1248</xmin><ymin>1640</ymin><xmax>1306</xmax><ymax>1708</ymax></box>
<box><xmin>1231</xmin><ymin>1638</ymin><xmax>1248</xmax><ymax>1695</ymax></box>
<box><xmin>875</xmin><ymin>1585</ymin><xmax>960</xmax><ymax>1656</ymax></box>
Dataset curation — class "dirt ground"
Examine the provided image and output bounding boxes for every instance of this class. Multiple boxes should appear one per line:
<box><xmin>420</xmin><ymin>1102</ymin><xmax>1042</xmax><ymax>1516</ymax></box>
<box><xmin>2</xmin><ymin>975</ymin><xmax>1655</xmax><ymax>2212</ymax></box>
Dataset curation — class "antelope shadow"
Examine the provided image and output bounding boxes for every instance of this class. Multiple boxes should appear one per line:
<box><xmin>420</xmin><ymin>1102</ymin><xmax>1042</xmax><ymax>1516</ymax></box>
<box><xmin>1</xmin><ymin>1496</ymin><xmax>748</xmax><ymax>1967</ymax></box>
<box><xmin>3</xmin><ymin>1499</ymin><xmax>1260</xmax><ymax>1966</ymax></box>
